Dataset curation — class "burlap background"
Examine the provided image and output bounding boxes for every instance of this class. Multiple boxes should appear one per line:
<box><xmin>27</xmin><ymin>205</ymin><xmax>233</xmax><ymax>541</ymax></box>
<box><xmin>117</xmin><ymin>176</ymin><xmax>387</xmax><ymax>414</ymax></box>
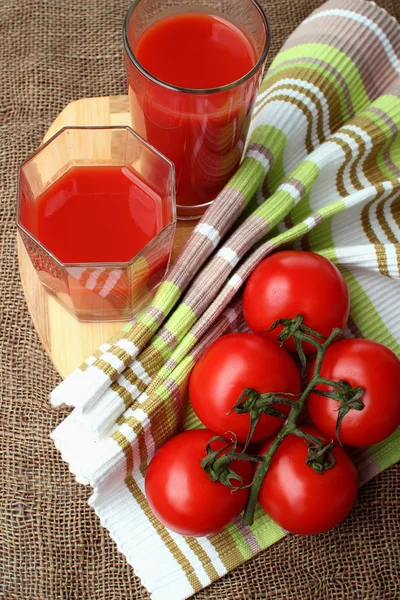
<box><xmin>1</xmin><ymin>0</ymin><xmax>400</xmax><ymax>598</ymax></box>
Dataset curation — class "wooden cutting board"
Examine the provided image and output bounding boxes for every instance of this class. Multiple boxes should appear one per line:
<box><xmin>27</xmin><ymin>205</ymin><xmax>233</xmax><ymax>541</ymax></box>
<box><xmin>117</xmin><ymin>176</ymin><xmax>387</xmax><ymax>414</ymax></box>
<box><xmin>17</xmin><ymin>95</ymin><xmax>196</xmax><ymax>378</ymax></box>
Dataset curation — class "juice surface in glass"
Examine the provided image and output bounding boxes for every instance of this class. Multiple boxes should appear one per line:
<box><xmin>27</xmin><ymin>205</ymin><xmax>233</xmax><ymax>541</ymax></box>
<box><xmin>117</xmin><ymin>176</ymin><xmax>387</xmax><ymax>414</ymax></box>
<box><xmin>21</xmin><ymin>165</ymin><xmax>163</xmax><ymax>263</ymax></box>
<box><xmin>135</xmin><ymin>13</ymin><xmax>255</xmax><ymax>90</ymax></box>
<box><xmin>125</xmin><ymin>8</ymin><xmax>267</xmax><ymax>218</ymax></box>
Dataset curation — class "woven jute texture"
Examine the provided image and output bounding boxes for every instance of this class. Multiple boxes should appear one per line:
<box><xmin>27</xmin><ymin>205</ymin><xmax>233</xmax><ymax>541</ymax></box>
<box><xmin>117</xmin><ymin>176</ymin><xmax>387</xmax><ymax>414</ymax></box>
<box><xmin>1</xmin><ymin>0</ymin><xmax>400</xmax><ymax>598</ymax></box>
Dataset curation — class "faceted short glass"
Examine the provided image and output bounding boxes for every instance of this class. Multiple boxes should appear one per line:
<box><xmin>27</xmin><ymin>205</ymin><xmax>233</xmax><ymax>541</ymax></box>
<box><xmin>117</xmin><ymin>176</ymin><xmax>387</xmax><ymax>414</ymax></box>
<box><xmin>17</xmin><ymin>126</ymin><xmax>176</xmax><ymax>322</ymax></box>
<box><xmin>124</xmin><ymin>0</ymin><xmax>270</xmax><ymax>220</ymax></box>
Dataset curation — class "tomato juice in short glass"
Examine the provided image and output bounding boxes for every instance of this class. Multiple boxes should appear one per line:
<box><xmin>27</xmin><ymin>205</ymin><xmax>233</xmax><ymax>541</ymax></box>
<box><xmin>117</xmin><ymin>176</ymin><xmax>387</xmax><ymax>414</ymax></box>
<box><xmin>17</xmin><ymin>127</ymin><xmax>176</xmax><ymax>322</ymax></box>
<box><xmin>23</xmin><ymin>165</ymin><xmax>163</xmax><ymax>264</ymax></box>
<box><xmin>124</xmin><ymin>0</ymin><xmax>270</xmax><ymax>219</ymax></box>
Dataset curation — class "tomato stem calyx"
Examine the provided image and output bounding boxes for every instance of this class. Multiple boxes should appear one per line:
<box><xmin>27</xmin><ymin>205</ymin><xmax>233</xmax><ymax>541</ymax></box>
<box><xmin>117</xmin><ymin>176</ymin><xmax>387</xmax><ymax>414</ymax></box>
<box><xmin>312</xmin><ymin>378</ymin><xmax>365</xmax><ymax>443</ymax></box>
<box><xmin>292</xmin><ymin>428</ymin><xmax>336</xmax><ymax>473</ymax></box>
<box><xmin>232</xmin><ymin>388</ymin><xmax>299</xmax><ymax>450</ymax></box>
<box><xmin>201</xmin><ymin>435</ymin><xmax>261</xmax><ymax>490</ymax></box>
<box><xmin>266</xmin><ymin>315</ymin><xmax>328</xmax><ymax>367</ymax></box>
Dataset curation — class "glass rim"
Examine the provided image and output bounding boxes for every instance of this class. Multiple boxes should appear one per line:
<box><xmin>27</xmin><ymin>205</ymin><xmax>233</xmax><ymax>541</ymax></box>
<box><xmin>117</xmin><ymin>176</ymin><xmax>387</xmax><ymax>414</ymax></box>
<box><xmin>17</xmin><ymin>125</ymin><xmax>177</xmax><ymax>269</ymax></box>
<box><xmin>123</xmin><ymin>0</ymin><xmax>271</xmax><ymax>96</ymax></box>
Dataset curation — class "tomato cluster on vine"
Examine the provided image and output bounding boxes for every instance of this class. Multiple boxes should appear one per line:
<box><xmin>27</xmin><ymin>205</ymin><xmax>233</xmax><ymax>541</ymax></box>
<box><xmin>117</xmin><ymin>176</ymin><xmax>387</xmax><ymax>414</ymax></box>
<box><xmin>145</xmin><ymin>251</ymin><xmax>400</xmax><ymax>538</ymax></box>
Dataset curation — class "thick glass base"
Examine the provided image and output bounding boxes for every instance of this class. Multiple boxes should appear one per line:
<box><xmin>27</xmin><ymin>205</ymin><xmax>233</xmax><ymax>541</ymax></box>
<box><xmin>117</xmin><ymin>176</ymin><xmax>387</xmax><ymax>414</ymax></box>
<box><xmin>177</xmin><ymin>200</ymin><xmax>214</xmax><ymax>220</ymax></box>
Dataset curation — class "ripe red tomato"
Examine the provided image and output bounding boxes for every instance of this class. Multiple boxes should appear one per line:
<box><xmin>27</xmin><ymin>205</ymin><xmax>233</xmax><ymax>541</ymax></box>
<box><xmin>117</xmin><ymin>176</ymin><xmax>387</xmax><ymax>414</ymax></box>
<box><xmin>145</xmin><ymin>429</ymin><xmax>253</xmax><ymax>537</ymax></box>
<box><xmin>307</xmin><ymin>338</ymin><xmax>400</xmax><ymax>446</ymax></box>
<box><xmin>258</xmin><ymin>426</ymin><xmax>358</xmax><ymax>534</ymax></box>
<box><xmin>243</xmin><ymin>251</ymin><xmax>350</xmax><ymax>354</ymax></box>
<box><xmin>189</xmin><ymin>333</ymin><xmax>301</xmax><ymax>444</ymax></box>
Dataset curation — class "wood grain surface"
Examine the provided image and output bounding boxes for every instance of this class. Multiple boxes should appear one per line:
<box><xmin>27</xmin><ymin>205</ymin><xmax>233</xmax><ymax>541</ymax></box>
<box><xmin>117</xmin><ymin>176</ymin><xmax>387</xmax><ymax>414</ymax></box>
<box><xmin>17</xmin><ymin>96</ymin><xmax>195</xmax><ymax>378</ymax></box>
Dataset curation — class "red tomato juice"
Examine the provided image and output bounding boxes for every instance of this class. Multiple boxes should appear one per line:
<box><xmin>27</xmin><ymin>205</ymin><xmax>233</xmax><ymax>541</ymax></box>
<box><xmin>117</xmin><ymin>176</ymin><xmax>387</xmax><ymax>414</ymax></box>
<box><xmin>20</xmin><ymin>165</ymin><xmax>169</xmax><ymax>320</ymax></box>
<box><xmin>126</xmin><ymin>12</ymin><xmax>261</xmax><ymax>211</ymax></box>
<box><xmin>22</xmin><ymin>165</ymin><xmax>163</xmax><ymax>263</ymax></box>
<box><xmin>134</xmin><ymin>13</ymin><xmax>255</xmax><ymax>90</ymax></box>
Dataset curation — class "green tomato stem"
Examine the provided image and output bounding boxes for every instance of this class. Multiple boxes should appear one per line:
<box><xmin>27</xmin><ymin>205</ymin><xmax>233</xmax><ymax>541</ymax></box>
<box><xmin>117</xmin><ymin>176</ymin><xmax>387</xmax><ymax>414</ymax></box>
<box><xmin>242</xmin><ymin>325</ymin><xmax>343</xmax><ymax>526</ymax></box>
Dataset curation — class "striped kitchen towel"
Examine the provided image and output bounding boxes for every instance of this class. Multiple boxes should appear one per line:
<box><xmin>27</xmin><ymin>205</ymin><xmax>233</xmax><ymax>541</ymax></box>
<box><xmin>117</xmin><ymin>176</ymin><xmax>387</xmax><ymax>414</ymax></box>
<box><xmin>50</xmin><ymin>0</ymin><xmax>400</xmax><ymax>598</ymax></box>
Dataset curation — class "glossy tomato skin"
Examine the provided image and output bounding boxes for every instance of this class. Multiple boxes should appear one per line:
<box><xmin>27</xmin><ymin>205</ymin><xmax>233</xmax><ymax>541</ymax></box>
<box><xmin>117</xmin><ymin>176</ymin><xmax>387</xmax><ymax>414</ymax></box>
<box><xmin>243</xmin><ymin>251</ymin><xmax>350</xmax><ymax>354</ymax></box>
<box><xmin>145</xmin><ymin>429</ymin><xmax>253</xmax><ymax>537</ymax></box>
<box><xmin>307</xmin><ymin>339</ymin><xmax>400</xmax><ymax>446</ymax></box>
<box><xmin>258</xmin><ymin>426</ymin><xmax>358</xmax><ymax>534</ymax></box>
<box><xmin>189</xmin><ymin>333</ymin><xmax>301</xmax><ymax>443</ymax></box>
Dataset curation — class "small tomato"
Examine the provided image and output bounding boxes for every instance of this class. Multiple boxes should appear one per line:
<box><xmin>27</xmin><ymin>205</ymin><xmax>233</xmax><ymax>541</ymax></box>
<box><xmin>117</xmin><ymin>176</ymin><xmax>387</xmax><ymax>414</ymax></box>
<box><xmin>145</xmin><ymin>429</ymin><xmax>253</xmax><ymax>537</ymax></box>
<box><xmin>258</xmin><ymin>426</ymin><xmax>358</xmax><ymax>534</ymax></box>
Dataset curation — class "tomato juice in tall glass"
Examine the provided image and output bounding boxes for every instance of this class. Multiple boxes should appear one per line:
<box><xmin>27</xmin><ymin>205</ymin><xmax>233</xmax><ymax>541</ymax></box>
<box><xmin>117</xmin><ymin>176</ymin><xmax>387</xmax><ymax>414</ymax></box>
<box><xmin>124</xmin><ymin>0</ymin><xmax>270</xmax><ymax>219</ymax></box>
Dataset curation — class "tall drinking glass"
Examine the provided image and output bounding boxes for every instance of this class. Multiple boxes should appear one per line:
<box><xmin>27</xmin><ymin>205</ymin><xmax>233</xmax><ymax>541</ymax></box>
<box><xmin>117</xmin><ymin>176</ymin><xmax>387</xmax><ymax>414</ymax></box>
<box><xmin>124</xmin><ymin>0</ymin><xmax>270</xmax><ymax>220</ymax></box>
